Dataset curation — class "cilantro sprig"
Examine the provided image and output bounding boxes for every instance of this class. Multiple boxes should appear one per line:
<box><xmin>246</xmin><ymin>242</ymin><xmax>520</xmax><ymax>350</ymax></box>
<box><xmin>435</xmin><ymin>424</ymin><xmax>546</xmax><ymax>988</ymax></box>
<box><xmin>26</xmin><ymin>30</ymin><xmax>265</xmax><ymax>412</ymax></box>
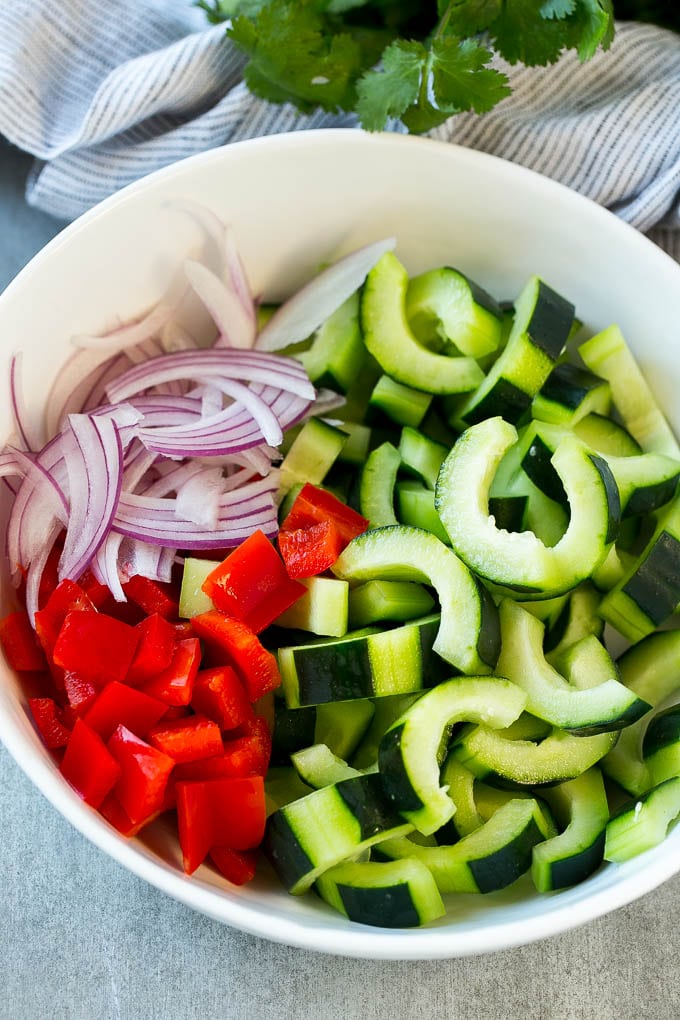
<box><xmin>198</xmin><ymin>1</ymin><xmax>621</xmax><ymax>132</ymax></box>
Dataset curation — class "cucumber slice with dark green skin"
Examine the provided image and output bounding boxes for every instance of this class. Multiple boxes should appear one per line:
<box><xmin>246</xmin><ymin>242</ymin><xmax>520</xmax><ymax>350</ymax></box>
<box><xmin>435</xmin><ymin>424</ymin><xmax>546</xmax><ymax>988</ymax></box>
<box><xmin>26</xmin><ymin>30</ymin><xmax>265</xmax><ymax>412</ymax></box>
<box><xmin>453</xmin><ymin>276</ymin><xmax>575</xmax><ymax>429</ymax></box>
<box><xmin>488</xmin><ymin>495</ymin><xmax>528</xmax><ymax>533</ymax></box>
<box><xmin>573</xmin><ymin>412</ymin><xmax>641</xmax><ymax>457</ymax></box>
<box><xmin>278</xmin><ymin>613</ymin><xmax>446</xmax><ymax>708</ymax></box>
<box><xmin>335</xmin><ymin>421</ymin><xmax>372</xmax><ymax>466</ymax></box>
<box><xmin>451</xmin><ymin>725</ymin><xmax>618</xmax><ymax>786</ymax></box>
<box><xmin>604</xmin><ymin>777</ymin><xmax>680</xmax><ymax>863</ymax></box>
<box><xmin>291</xmin><ymin>743</ymin><xmax>363</xmax><ymax>788</ymax></box>
<box><xmin>264</xmin><ymin>772</ymin><xmax>414</xmax><ymax>894</ymax></box>
<box><xmin>378</xmin><ymin>676</ymin><xmax>527</xmax><ymax>835</ymax></box>
<box><xmin>376</xmin><ymin>798</ymin><xmax>553</xmax><ymax>894</ymax></box>
<box><xmin>332</xmin><ymin>525</ymin><xmax>501</xmax><ymax>675</ymax></box>
<box><xmin>274</xmin><ymin>577</ymin><xmax>349</xmax><ymax>637</ymax></box>
<box><xmin>440</xmin><ymin>757</ymin><xmax>481</xmax><ymax>838</ymax></box>
<box><xmin>351</xmin><ymin>693</ymin><xmax>423</xmax><ymax>770</ymax></box>
<box><xmin>405</xmin><ymin>266</ymin><xmax>503</xmax><ymax>359</ymax></box>
<box><xmin>599</xmin><ymin>496</ymin><xmax>680</xmax><ymax>641</ymax></box>
<box><xmin>315</xmin><ymin>858</ymin><xmax>445</xmax><ymax>928</ymax></box>
<box><xmin>642</xmin><ymin>705</ymin><xmax>680</xmax><ymax>787</ymax></box>
<box><xmin>271</xmin><ymin>702</ymin><xmax>318</xmax><ymax>766</ymax></box>
<box><xmin>298</xmin><ymin>292</ymin><xmax>366</xmax><ymax>392</ymax></box>
<box><xmin>601</xmin><ymin>630</ymin><xmax>680</xmax><ymax>795</ymax></box>
<box><xmin>399</xmin><ymin>427</ymin><xmax>449</xmax><ymax>490</ymax></box>
<box><xmin>348</xmin><ymin>579</ymin><xmax>435</xmax><ymax>629</ymax></box>
<box><xmin>369</xmin><ymin>375</ymin><xmax>433</xmax><ymax>427</ymax></box>
<box><xmin>435</xmin><ymin>417</ymin><xmax>620</xmax><ymax>597</ymax></box>
<box><xmin>265</xmin><ymin>767</ymin><xmax>314</xmax><ymax>813</ymax></box>
<box><xmin>532</xmin><ymin>362</ymin><xmax>611</xmax><ymax>426</ymax></box>
<box><xmin>361</xmin><ymin>253</ymin><xmax>485</xmax><ymax>395</ymax></box>
<box><xmin>396</xmin><ymin>484</ymin><xmax>451</xmax><ymax>544</ymax></box>
<box><xmin>579</xmin><ymin>325</ymin><xmax>680</xmax><ymax>459</ymax></box>
<box><xmin>544</xmin><ymin>583</ymin><xmax>604</xmax><ymax>659</ymax></box>
<box><xmin>359</xmin><ymin>441</ymin><xmax>400</xmax><ymax>526</ymax></box>
<box><xmin>495</xmin><ymin>601</ymin><xmax>649</xmax><ymax>734</ymax></box>
<box><xmin>531</xmin><ymin>768</ymin><xmax>609</xmax><ymax>892</ymax></box>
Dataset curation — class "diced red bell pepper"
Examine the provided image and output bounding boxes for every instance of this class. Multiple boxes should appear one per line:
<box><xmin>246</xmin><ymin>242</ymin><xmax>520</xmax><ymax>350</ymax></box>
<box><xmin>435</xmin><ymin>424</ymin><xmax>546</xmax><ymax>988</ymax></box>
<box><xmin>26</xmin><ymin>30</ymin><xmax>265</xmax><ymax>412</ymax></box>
<box><xmin>280</xmin><ymin>482</ymin><xmax>369</xmax><ymax>544</ymax></box>
<box><xmin>53</xmin><ymin>610</ymin><xmax>140</xmax><ymax>687</ymax></box>
<box><xmin>175</xmin><ymin>775</ymin><xmax>266</xmax><ymax>874</ymax></box>
<box><xmin>123</xmin><ymin>574</ymin><xmax>179</xmax><ymax>620</ymax></box>
<box><xmin>142</xmin><ymin>637</ymin><xmax>201</xmax><ymax>706</ymax></box>
<box><xmin>190</xmin><ymin>613</ymin><xmax>281</xmax><ymax>701</ymax></box>
<box><xmin>28</xmin><ymin>697</ymin><xmax>72</xmax><ymax>749</ymax></box>
<box><xmin>99</xmin><ymin>792</ymin><xmax>159</xmax><ymax>838</ymax></box>
<box><xmin>0</xmin><ymin>610</ymin><xmax>47</xmax><ymax>671</ymax></box>
<box><xmin>190</xmin><ymin>665</ymin><xmax>255</xmax><ymax>732</ymax></box>
<box><xmin>126</xmin><ymin>613</ymin><xmax>176</xmax><ymax>686</ymax></box>
<box><xmin>107</xmin><ymin>725</ymin><xmax>175</xmax><ymax>827</ymax></box>
<box><xmin>63</xmin><ymin>672</ymin><xmax>99</xmax><ymax>715</ymax></box>
<box><xmin>173</xmin><ymin>717</ymin><xmax>272</xmax><ymax>781</ymax></box>
<box><xmin>77</xmin><ymin>570</ymin><xmax>112</xmax><ymax>610</ymax></box>
<box><xmin>201</xmin><ymin>530</ymin><xmax>305</xmax><ymax>633</ymax></box>
<box><xmin>148</xmin><ymin>714</ymin><xmax>223</xmax><ymax>764</ymax></box>
<box><xmin>34</xmin><ymin>580</ymin><xmax>95</xmax><ymax>658</ymax></box>
<box><xmin>210</xmin><ymin>846</ymin><xmax>258</xmax><ymax>886</ymax></box>
<box><xmin>83</xmin><ymin>681</ymin><xmax>167</xmax><ymax>741</ymax></box>
<box><xmin>278</xmin><ymin>519</ymin><xmax>344</xmax><ymax>577</ymax></box>
<box><xmin>60</xmin><ymin>719</ymin><xmax>121</xmax><ymax>807</ymax></box>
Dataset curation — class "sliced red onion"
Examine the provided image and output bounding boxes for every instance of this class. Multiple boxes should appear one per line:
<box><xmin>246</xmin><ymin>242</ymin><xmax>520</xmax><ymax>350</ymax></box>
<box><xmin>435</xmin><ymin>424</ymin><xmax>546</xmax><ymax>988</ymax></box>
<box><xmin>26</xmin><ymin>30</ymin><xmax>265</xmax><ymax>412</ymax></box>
<box><xmin>72</xmin><ymin>301</ymin><xmax>174</xmax><ymax>352</ymax></box>
<box><xmin>175</xmin><ymin>467</ymin><xmax>225</xmax><ymax>529</ymax></box>
<box><xmin>223</xmin><ymin>225</ymin><xmax>256</xmax><ymax>331</ymax></box>
<box><xmin>201</xmin><ymin>378</ymin><xmax>282</xmax><ymax>446</ymax></box>
<box><xmin>185</xmin><ymin>259</ymin><xmax>255</xmax><ymax>350</ymax></box>
<box><xmin>255</xmin><ymin>238</ymin><xmax>396</xmax><ymax>352</ymax></box>
<box><xmin>106</xmin><ymin>349</ymin><xmax>315</xmax><ymax>404</ymax></box>
<box><xmin>92</xmin><ymin>532</ymin><xmax>126</xmax><ymax>602</ymax></box>
<box><xmin>9</xmin><ymin>354</ymin><xmax>41</xmax><ymax>453</ymax></box>
<box><xmin>161</xmin><ymin>320</ymin><xmax>198</xmax><ymax>353</ymax></box>
<box><xmin>58</xmin><ymin>414</ymin><xmax>125</xmax><ymax>582</ymax></box>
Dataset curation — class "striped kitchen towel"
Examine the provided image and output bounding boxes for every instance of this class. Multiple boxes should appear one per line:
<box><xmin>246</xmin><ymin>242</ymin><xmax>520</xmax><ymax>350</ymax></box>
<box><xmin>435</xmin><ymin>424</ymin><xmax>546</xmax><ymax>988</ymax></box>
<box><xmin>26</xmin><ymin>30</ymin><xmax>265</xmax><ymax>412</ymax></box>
<box><xmin>0</xmin><ymin>1</ymin><xmax>679</xmax><ymax>258</ymax></box>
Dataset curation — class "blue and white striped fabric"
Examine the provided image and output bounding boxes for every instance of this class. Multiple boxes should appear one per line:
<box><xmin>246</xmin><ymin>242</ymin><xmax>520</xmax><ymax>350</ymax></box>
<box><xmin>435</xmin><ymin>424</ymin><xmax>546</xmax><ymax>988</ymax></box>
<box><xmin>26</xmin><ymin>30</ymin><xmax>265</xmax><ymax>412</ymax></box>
<box><xmin>1</xmin><ymin>1</ymin><xmax>679</xmax><ymax>258</ymax></box>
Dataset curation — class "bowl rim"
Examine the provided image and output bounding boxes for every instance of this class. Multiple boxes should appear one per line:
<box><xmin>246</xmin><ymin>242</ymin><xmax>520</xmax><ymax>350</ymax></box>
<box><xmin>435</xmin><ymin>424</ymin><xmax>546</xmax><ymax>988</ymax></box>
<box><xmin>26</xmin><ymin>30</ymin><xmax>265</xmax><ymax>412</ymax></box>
<box><xmin>2</xmin><ymin>127</ymin><xmax>680</xmax><ymax>960</ymax></box>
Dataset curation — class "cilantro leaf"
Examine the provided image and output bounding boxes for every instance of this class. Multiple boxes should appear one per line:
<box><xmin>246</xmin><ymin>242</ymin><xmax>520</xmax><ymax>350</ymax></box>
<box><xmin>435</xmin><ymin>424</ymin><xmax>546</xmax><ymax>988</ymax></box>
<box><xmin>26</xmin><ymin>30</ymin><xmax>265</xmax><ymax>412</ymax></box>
<box><xmin>439</xmin><ymin>0</ymin><xmax>503</xmax><ymax>36</ymax></box>
<box><xmin>567</xmin><ymin>0</ymin><xmax>615</xmax><ymax>60</ymax></box>
<box><xmin>228</xmin><ymin>0</ymin><xmax>366</xmax><ymax>113</ymax></box>
<box><xmin>356</xmin><ymin>34</ymin><xmax>510</xmax><ymax>133</ymax></box>
<box><xmin>490</xmin><ymin>0</ymin><xmax>570</xmax><ymax>66</ymax></box>
<box><xmin>540</xmin><ymin>0</ymin><xmax>577</xmax><ymax>17</ymax></box>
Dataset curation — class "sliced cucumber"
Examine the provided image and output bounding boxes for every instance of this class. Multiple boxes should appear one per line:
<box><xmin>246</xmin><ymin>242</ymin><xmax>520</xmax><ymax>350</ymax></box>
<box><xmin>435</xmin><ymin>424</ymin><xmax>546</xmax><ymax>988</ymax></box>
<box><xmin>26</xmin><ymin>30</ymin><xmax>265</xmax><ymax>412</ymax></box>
<box><xmin>348</xmin><ymin>579</ymin><xmax>435</xmax><ymax>629</ymax></box>
<box><xmin>435</xmin><ymin>416</ymin><xmax>620</xmax><ymax>597</ymax></box>
<box><xmin>531</xmin><ymin>768</ymin><xmax>609</xmax><ymax>892</ymax></box>
<box><xmin>573</xmin><ymin>412</ymin><xmax>641</xmax><ymax>457</ymax></box>
<box><xmin>274</xmin><ymin>576</ymin><xmax>349</xmax><ymax>637</ymax></box>
<box><xmin>178</xmin><ymin>556</ymin><xmax>218</xmax><ymax>618</ymax></box>
<box><xmin>579</xmin><ymin>325</ymin><xmax>680</xmax><ymax>458</ymax></box>
<box><xmin>440</xmin><ymin>757</ymin><xmax>481</xmax><ymax>838</ymax></box>
<box><xmin>642</xmin><ymin>705</ymin><xmax>680</xmax><ymax>787</ymax></box>
<box><xmin>405</xmin><ymin>265</ymin><xmax>503</xmax><ymax>359</ymax></box>
<box><xmin>399</xmin><ymin>427</ymin><xmax>449</xmax><ymax>490</ymax></box>
<box><xmin>278</xmin><ymin>614</ymin><xmax>446</xmax><ymax>708</ymax></box>
<box><xmin>314</xmin><ymin>700</ymin><xmax>375</xmax><ymax>761</ymax></box>
<box><xmin>544</xmin><ymin>583</ymin><xmax>604</xmax><ymax>660</ymax></box>
<box><xmin>264</xmin><ymin>773</ymin><xmax>413</xmax><ymax>894</ymax></box>
<box><xmin>351</xmin><ymin>693</ymin><xmax>423</xmax><ymax>770</ymax></box>
<box><xmin>532</xmin><ymin>362</ymin><xmax>611</xmax><ymax>426</ymax></box>
<box><xmin>378</xmin><ymin>676</ymin><xmax>527</xmax><ymax>835</ymax></box>
<box><xmin>396</xmin><ymin>483</ymin><xmax>451</xmax><ymax>544</ymax></box>
<box><xmin>359</xmin><ymin>442</ymin><xmax>400</xmax><ymax>527</ymax></box>
<box><xmin>453</xmin><ymin>275</ymin><xmax>574</xmax><ymax>428</ymax></box>
<box><xmin>316</xmin><ymin>858</ymin><xmax>445</xmax><ymax>928</ymax></box>
<box><xmin>298</xmin><ymin>292</ymin><xmax>365</xmax><ymax>392</ymax></box>
<box><xmin>604</xmin><ymin>777</ymin><xmax>680</xmax><ymax>863</ymax></box>
<box><xmin>361</xmin><ymin>252</ymin><xmax>485</xmax><ymax>395</ymax></box>
<box><xmin>279</xmin><ymin>418</ymin><xmax>347</xmax><ymax>493</ymax></box>
<box><xmin>291</xmin><ymin>743</ymin><xmax>362</xmax><ymax>788</ymax></box>
<box><xmin>332</xmin><ymin>525</ymin><xmax>501</xmax><ymax>675</ymax></box>
<box><xmin>451</xmin><ymin>725</ymin><xmax>618</xmax><ymax>786</ymax></box>
<box><xmin>369</xmin><ymin>375</ymin><xmax>432</xmax><ymax>427</ymax></box>
<box><xmin>496</xmin><ymin>600</ymin><xmax>648</xmax><ymax>734</ymax></box>
<box><xmin>377</xmin><ymin>798</ymin><xmax>553</xmax><ymax>894</ymax></box>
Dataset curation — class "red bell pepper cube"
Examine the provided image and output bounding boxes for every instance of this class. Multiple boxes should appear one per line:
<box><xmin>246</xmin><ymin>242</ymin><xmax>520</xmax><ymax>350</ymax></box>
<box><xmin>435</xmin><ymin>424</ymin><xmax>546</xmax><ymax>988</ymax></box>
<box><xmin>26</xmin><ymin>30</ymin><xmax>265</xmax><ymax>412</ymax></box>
<box><xmin>63</xmin><ymin>672</ymin><xmax>99</xmax><ymax>715</ymax></box>
<box><xmin>99</xmin><ymin>792</ymin><xmax>159</xmax><ymax>838</ymax></box>
<box><xmin>83</xmin><ymin>681</ymin><xmax>167</xmax><ymax>741</ymax></box>
<box><xmin>0</xmin><ymin>610</ymin><xmax>47</xmax><ymax>671</ymax></box>
<box><xmin>201</xmin><ymin>530</ymin><xmax>305</xmax><ymax>633</ymax></box>
<box><xmin>173</xmin><ymin>717</ymin><xmax>272</xmax><ymax>781</ymax></box>
<box><xmin>61</xmin><ymin>719</ymin><xmax>121</xmax><ymax>807</ymax></box>
<box><xmin>53</xmin><ymin>610</ymin><xmax>140</xmax><ymax>687</ymax></box>
<box><xmin>123</xmin><ymin>574</ymin><xmax>179</xmax><ymax>619</ymax></box>
<box><xmin>107</xmin><ymin>724</ymin><xmax>175</xmax><ymax>826</ymax></box>
<box><xmin>190</xmin><ymin>613</ymin><xmax>281</xmax><ymax>701</ymax></box>
<box><xmin>28</xmin><ymin>697</ymin><xmax>72</xmax><ymax>749</ymax></box>
<box><xmin>148</xmin><ymin>714</ymin><xmax>223</xmax><ymax>764</ymax></box>
<box><xmin>34</xmin><ymin>579</ymin><xmax>95</xmax><ymax>656</ymax></box>
<box><xmin>176</xmin><ymin>775</ymin><xmax>266</xmax><ymax>874</ymax></box>
<box><xmin>280</xmin><ymin>482</ymin><xmax>369</xmax><ymax>544</ymax></box>
<box><xmin>210</xmin><ymin>846</ymin><xmax>258</xmax><ymax>885</ymax></box>
<box><xmin>278</xmin><ymin>519</ymin><xmax>345</xmax><ymax>578</ymax></box>
<box><xmin>126</xmin><ymin>613</ymin><xmax>176</xmax><ymax>686</ymax></box>
<box><xmin>190</xmin><ymin>665</ymin><xmax>255</xmax><ymax>732</ymax></box>
<box><xmin>142</xmin><ymin>637</ymin><xmax>200</xmax><ymax>706</ymax></box>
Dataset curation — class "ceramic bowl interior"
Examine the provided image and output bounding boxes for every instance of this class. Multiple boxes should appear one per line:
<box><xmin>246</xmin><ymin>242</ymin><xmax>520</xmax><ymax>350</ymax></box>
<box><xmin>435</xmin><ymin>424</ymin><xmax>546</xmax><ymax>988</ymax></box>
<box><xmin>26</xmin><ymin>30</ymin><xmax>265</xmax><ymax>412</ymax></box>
<box><xmin>1</xmin><ymin>130</ymin><xmax>680</xmax><ymax>960</ymax></box>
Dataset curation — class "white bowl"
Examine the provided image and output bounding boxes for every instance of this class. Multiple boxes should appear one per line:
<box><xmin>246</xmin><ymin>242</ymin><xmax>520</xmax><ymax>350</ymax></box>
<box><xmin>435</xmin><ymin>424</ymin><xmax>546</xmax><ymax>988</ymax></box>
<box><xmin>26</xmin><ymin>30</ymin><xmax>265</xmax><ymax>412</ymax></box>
<box><xmin>1</xmin><ymin>130</ymin><xmax>680</xmax><ymax>960</ymax></box>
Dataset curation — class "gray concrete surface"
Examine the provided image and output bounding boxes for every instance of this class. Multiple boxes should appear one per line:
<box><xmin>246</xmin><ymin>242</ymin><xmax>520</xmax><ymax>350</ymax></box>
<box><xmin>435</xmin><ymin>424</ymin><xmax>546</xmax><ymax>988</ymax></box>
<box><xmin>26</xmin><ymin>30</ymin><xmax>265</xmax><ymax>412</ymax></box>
<box><xmin>1</xmin><ymin>137</ymin><xmax>680</xmax><ymax>1020</ymax></box>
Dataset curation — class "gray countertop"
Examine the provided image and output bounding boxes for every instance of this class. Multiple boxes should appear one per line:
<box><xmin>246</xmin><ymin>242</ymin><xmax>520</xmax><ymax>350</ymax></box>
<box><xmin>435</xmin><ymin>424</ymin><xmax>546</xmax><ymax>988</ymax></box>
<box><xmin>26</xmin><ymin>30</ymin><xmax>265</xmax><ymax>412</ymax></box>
<box><xmin>1</xmin><ymin>138</ymin><xmax>680</xmax><ymax>1020</ymax></box>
